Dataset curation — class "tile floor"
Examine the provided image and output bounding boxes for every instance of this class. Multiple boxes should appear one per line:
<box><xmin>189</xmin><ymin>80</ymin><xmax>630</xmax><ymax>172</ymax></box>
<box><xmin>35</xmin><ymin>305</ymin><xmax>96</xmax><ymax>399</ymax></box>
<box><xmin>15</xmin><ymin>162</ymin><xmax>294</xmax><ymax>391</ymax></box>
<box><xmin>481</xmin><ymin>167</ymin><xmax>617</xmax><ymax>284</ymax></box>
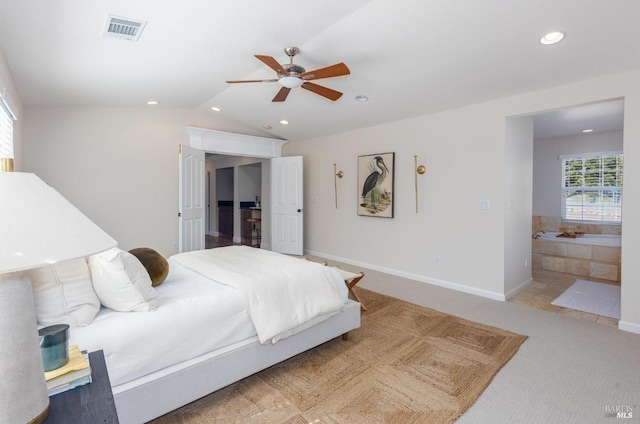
<box><xmin>507</xmin><ymin>269</ymin><xmax>619</xmax><ymax>328</ymax></box>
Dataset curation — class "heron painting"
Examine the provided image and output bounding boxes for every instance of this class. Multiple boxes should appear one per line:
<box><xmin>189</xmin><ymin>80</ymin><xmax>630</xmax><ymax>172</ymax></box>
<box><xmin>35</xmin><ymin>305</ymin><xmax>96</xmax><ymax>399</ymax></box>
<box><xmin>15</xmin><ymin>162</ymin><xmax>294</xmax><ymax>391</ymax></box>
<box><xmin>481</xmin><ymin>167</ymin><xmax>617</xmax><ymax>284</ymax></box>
<box><xmin>358</xmin><ymin>152</ymin><xmax>394</xmax><ymax>217</ymax></box>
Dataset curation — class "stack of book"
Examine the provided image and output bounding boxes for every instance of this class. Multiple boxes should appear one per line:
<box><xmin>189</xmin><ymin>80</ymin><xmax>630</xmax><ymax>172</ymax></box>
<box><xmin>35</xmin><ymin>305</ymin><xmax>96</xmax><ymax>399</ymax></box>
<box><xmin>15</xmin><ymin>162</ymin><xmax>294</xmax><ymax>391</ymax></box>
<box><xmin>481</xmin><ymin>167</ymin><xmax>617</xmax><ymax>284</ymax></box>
<box><xmin>44</xmin><ymin>345</ymin><xmax>92</xmax><ymax>396</ymax></box>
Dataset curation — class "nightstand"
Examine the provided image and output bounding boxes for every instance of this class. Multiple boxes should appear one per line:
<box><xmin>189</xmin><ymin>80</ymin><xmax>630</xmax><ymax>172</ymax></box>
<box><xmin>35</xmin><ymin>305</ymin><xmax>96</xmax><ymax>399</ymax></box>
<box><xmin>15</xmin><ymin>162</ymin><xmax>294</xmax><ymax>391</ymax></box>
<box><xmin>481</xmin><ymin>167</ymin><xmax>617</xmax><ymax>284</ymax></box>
<box><xmin>45</xmin><ymin>350</ymin><xmax>119</xmax><ymax>423</ymax></box>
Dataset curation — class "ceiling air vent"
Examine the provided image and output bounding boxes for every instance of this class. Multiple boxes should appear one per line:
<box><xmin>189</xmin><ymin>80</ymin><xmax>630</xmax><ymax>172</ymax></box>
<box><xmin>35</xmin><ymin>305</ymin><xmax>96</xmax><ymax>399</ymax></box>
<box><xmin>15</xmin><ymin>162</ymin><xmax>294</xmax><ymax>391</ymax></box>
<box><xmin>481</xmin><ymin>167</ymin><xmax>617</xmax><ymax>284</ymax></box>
<box><xmin>103</xmin><ymin>15</ymin><xmax>147</xmax><ymax>42</ymax></box>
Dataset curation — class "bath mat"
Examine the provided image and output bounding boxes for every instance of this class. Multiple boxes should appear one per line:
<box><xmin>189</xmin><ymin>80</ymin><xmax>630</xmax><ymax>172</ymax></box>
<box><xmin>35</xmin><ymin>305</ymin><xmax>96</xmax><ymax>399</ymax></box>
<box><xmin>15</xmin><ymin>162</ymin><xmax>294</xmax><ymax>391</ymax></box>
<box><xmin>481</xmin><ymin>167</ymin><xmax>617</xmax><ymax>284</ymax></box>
<box><xmin>551</xmin><ymin>280</ymin><xmax>620</xmax><ymax>319</ymax></box>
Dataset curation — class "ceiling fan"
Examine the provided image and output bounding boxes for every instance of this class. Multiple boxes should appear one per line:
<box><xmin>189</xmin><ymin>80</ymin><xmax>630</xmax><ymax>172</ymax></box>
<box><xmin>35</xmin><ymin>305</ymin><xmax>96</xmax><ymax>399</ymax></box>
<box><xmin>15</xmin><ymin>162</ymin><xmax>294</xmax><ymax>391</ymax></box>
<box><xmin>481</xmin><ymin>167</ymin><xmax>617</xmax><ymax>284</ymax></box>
<box><xmin>226</xmin><ymin>47</ymin><xmax>350</xmax><ymax>102</ymax></box>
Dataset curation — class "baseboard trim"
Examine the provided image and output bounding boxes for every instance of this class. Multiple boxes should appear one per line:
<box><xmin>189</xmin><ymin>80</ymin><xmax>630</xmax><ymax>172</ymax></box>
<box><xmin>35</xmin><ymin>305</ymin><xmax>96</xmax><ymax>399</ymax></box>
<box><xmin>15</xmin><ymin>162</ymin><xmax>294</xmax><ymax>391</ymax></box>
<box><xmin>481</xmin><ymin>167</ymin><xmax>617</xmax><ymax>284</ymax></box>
<box><xmin>618</xmin><ymin>320</ymin><xmax>640</xmax><ymax>334</ymax></box>
<box><xmin>505</xmin><ymin>277</ymin><xmax>533</xmax><ymax>300</ymax></box>
<box><xmin>305</xmin><ymin>249</ymin><xmax>505</xmax><ymax>302</ymax></box>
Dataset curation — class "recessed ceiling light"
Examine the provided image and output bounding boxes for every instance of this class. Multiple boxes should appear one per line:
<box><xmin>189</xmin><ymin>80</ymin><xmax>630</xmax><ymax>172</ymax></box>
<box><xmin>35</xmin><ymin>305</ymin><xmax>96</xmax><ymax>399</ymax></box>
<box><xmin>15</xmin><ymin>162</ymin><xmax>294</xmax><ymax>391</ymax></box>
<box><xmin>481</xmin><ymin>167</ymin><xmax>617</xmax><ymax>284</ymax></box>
<box><xmin>582</xmin><ymin>129</ymin><xmax>594</xmax><ymax>133</ymax></box>
<box><xmin>263</xmin><ymin>124</ymin><xmax>272</xmax><ymax>130</ymax></box>
<box><xmin>280</xmin><ymin>120</ymin><xmax>289</xmax><ymax>125</ymax></box>
<box><xmin>540</xmin><ymin>31</ymin><xmax>565</xmax><ymax>45</ymax></box>
<box><xmin>146</xmin><ymin>100</ymin><xmax>159</xmax><ymax>105</ymax></box>
<box><xmin>211</xmin><ymin>106</ymin><xmax>221</xmax><ymax>112</ymax></box>
<box><xmin>355</xmin><ymin>95</ymin><xmax>368</xmax><ymax>102</ymax></box>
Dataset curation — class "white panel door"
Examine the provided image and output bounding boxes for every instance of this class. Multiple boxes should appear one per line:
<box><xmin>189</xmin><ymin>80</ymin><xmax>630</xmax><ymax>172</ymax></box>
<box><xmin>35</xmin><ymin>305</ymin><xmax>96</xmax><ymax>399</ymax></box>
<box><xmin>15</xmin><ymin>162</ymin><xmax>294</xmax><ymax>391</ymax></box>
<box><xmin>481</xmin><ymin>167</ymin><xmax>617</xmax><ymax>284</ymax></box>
<box><xmin>271</xmin><ymin>156</ymin><xmax>303</xmax><ymax>255</ymax></box>
<box><xmin>179</xmin><ymin>144</ymin><xmax>205</xmax><ymax>253</ymax></box>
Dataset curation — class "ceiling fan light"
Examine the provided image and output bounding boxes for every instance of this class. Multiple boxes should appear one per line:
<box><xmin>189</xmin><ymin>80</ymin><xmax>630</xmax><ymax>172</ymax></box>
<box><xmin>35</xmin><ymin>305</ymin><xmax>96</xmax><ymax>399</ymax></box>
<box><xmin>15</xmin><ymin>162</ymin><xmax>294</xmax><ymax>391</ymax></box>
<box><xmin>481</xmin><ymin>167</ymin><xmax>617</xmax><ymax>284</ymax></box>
<box><xmin>279</xmin><ymin>76</ymin><xmax>303</xmax><ymax>89</ymax></box>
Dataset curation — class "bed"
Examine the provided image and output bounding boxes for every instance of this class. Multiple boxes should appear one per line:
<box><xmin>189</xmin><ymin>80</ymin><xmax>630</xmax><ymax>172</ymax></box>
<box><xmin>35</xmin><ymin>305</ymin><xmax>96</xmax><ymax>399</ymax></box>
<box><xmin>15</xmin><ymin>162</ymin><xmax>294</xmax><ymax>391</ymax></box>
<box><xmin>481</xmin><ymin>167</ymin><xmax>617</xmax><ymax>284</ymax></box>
<box><xmin>61</xmin><ymin>246</ymin><xmax>361</xmax><ymax>423</ymax></box>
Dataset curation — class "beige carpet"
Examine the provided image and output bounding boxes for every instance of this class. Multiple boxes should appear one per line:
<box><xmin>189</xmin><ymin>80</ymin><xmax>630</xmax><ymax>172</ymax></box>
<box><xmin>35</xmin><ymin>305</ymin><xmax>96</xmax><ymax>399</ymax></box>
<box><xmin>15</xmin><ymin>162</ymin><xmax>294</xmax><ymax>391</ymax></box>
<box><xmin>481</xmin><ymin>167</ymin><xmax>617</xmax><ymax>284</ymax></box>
<box><xmin>151</xmin><ymin>289</ymin><xmax>527</xmax><ymax>424</ymax></box>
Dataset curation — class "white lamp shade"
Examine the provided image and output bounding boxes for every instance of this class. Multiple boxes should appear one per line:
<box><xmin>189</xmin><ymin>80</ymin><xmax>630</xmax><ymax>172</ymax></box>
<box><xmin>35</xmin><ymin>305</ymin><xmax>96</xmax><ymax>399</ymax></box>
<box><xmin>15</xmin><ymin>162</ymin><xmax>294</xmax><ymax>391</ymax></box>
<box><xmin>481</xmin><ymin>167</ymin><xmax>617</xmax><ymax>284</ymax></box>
<box><xmin>0</xmin><ymin>172</ymin><xmax>117</xmax><ymax>423</ymax></box>
<box><xmin>0</xmin><ymin>173</ymin><xmax>117</xmax><ymax>273</ymax></box>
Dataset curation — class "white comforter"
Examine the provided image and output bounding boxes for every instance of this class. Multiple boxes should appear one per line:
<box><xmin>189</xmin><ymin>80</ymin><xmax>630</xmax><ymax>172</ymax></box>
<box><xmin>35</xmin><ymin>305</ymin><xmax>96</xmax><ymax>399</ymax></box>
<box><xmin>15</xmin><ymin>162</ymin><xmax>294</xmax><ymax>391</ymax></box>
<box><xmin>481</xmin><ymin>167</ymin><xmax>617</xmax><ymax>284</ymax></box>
<box><xmin>171</xmin><ymin>246</ymin><xmax>346</xmax><ymax>344</ymax></box>
<box><xmin>70</xmin><ymin>260</ymin><xmax>256</xmax><ymax>386</ymax></box>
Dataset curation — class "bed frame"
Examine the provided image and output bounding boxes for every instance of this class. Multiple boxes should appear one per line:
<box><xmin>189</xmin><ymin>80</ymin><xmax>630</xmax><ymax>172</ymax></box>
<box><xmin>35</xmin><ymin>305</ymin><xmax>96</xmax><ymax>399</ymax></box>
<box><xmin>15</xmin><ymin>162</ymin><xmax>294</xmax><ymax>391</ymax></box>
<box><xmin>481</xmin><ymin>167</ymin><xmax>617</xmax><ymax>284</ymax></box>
<box><xmin>112</xmin><ymin>299</ymin><xmax>361</xmax><ymax>423</ymax></box>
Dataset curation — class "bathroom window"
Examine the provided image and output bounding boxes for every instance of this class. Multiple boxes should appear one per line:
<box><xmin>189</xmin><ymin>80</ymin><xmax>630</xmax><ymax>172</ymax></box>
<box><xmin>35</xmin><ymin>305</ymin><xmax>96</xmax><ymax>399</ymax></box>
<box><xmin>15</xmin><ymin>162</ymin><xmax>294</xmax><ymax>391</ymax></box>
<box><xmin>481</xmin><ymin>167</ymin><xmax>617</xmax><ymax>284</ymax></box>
<box><xmin>561</xmin><ymin>151</ymin><xmax>623</xmax><ymax>223</ymax></box>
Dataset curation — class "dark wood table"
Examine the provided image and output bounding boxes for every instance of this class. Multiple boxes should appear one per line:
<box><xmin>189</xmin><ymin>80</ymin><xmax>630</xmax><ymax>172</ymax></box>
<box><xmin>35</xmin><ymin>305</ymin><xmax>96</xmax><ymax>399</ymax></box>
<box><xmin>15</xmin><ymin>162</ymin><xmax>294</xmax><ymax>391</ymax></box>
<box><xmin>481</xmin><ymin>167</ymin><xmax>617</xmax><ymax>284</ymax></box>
<box><xmin>45</xmin><ymin>350</ymin><xmax>119</xmax><ymax>423</ymax></box>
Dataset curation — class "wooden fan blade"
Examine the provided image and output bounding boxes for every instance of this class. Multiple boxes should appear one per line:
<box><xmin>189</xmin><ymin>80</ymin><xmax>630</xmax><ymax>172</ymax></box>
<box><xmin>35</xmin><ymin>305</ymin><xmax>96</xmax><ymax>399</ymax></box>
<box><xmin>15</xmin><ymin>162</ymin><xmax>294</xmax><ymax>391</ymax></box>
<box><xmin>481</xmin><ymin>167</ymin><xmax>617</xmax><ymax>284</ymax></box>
<box><xmin>255</xmin><ymin>55</ymin><xmax>289</xmax><ymax>76</ymax></box>
<box><xmin>300</xmin><ymin>63</ymin><xmax>350</xmax><ymax>80</ymax></box>
<box><xmin>272</xmin><ymin>87</ymin><xmax>291</xmax><ymax>102</ymax></box>
<box><xmin>301</xmin><ymin>82</ymin><xmax>343</xmax><ymax>101</ymax></box>
<box><xmin>226</xmin><ymin>79</ymin><xmax>278</xmax><ymax>83</ymax></box>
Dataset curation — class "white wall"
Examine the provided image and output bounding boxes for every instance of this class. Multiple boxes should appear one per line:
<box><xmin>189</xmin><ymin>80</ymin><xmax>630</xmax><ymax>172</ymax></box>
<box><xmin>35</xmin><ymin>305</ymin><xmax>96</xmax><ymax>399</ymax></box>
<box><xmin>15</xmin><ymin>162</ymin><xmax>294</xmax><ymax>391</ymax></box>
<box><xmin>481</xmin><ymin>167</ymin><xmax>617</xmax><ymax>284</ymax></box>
<box><xmin>23</xmin><ymin>106</ymin><xmax>259</xmax><ymax>257</ymax></box>
<box><xmin>214</xmin><ymin>166</ymin><xmax>234</xmax><ymax>201</ymax></box>
<box><xmin>283</xmin><ymin>70</ymin><xmax>640</xmax><ymax>331</ymax></box>
<box><xmin>286</xmin><ymin>103</ymin><xmax>509</xmax><ymax>300</ymax></box>
<box><xmin>533</xmin><ymin>130</ymin><xmax>624</xmax><ymax>217</ymax></box>
<box><xmin>504</xmin><ymin>116</ymin><xmax>533</xmax><ymax>295</ymax></box>
<box><xmin>620</xmin><ymin>86</ymin><xmax>640</xmax><ymax>333</ymax></box>
<box><xmin>238</xmin><ymin>163</ymin><xmax>261</xmax><ymax>204</ymax></box>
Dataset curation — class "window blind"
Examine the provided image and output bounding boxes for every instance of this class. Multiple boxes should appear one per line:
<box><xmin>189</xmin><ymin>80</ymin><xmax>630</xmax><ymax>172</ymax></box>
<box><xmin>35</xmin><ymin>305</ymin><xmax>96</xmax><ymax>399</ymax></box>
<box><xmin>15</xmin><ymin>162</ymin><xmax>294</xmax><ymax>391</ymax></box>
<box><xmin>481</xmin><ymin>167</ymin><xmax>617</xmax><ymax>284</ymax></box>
<box><xmin>0</xmin><ymin>89</ymin><xmax>16</xmax><ymax>159</ymax></box>
<box><xmin>561</xmin><ymin>151</ymin><xmax>623</xmax><ymax>223</ymax></box>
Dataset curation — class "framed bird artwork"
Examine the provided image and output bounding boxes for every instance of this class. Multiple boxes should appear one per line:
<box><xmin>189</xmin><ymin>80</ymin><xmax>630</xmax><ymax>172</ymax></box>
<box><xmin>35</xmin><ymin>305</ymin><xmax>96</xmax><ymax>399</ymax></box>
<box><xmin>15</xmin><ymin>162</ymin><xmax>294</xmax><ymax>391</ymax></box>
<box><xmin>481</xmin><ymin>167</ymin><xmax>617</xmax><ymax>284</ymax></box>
<box><xmin>358</xmin><ymin>152</ymin><xmax>395</xmax><ymax>217</ymax></box>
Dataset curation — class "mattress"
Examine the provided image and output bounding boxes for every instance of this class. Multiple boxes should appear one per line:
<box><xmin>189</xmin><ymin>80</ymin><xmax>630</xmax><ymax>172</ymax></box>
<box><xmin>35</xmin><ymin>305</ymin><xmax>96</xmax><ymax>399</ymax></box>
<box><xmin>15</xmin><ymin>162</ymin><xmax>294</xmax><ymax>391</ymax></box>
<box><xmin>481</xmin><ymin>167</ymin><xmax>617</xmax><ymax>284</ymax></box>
<box><xmin>69</xmin><ymin>259</ymin><xmax>256</xmax><ymax>386</ymax></box>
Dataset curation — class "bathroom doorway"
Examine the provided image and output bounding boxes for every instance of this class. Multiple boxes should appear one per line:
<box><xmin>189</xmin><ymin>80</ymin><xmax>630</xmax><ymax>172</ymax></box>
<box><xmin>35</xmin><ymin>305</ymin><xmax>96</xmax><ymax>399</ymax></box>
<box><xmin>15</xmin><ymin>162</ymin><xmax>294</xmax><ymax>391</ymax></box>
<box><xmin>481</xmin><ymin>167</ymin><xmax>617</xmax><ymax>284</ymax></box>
<box><xmin>510</xmin><ymin>98</ymin><xmax>624</xmax><ymax>327</ymax></box>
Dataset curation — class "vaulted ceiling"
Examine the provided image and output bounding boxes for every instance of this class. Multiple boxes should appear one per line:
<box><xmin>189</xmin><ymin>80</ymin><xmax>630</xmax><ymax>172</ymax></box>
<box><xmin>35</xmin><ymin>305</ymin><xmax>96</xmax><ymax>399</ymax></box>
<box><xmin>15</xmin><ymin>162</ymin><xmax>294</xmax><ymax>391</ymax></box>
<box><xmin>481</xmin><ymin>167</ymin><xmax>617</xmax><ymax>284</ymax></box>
<box><xmin>0</xmin><ymin>0</ymin><xmax>638</xmax><ymax>140</ymax></box>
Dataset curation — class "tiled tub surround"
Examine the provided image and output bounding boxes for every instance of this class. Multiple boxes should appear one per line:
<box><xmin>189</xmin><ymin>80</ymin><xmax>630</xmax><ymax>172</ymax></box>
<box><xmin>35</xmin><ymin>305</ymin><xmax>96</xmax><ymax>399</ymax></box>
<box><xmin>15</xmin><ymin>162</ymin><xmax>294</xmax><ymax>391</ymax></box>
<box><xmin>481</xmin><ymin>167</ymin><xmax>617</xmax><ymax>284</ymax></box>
<box><xmin>532</xmin><ymin>216</ymin><xmax>621</xmax><ymax>283</ymax></box>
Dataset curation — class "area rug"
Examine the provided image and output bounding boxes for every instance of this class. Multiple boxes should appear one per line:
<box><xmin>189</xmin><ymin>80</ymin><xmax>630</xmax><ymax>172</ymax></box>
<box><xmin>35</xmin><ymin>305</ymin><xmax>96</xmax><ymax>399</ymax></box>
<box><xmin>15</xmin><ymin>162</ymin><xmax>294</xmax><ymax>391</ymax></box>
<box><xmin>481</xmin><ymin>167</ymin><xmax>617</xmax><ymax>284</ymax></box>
<box><xmin>151</xmin><ymin>289</ymin><xmax>527</xmax><ymax>424</ymax></box>
<box><xmin>551</xmin><ymin>279</ymin><xmax>621</xmax><ymax>319</ymax></box>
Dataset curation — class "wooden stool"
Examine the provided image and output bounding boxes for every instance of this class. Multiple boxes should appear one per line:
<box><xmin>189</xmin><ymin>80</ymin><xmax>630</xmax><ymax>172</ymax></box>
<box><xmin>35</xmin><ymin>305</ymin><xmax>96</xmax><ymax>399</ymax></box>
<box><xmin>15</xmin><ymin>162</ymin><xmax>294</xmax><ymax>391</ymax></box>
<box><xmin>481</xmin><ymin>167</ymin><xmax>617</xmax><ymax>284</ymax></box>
<box><xmin>334</xmin><ymin>266</ymin><xmax>366</xmax><ymax>311</ymax></box>
<box><xmin>302</xmin><ymin>258</ymin><xmax>365</xmax><ymax>341</ymax></box>
<box><xmin>246</xmin><ymin>218</ymin><xmax>261</xmax><ymax>246</ymax></box>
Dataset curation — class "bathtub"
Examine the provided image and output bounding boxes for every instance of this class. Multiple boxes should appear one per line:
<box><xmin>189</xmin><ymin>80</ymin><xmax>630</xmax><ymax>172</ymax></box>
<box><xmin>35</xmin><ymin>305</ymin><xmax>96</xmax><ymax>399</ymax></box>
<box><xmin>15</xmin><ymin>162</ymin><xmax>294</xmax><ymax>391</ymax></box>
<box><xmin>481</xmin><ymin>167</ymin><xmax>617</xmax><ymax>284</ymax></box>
<box><xmin>532</xmin><ymin>232</ymin><xmax>621</xmax><ymax>282</ymax></box>
<box><xmin>537</xmin><ymin>232</ymin><xmax>621</xmax><ymax>248</ymax></box>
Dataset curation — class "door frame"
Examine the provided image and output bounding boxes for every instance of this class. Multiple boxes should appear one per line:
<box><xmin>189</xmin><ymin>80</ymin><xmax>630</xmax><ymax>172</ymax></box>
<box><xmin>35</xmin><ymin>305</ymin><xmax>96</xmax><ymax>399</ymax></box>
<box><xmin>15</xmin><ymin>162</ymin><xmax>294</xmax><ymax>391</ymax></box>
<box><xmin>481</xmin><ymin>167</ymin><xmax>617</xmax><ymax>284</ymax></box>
<box><xmin>184</xmin><ymin>127</ymin><xmax>291</xmax><ymax>252</ymax></box>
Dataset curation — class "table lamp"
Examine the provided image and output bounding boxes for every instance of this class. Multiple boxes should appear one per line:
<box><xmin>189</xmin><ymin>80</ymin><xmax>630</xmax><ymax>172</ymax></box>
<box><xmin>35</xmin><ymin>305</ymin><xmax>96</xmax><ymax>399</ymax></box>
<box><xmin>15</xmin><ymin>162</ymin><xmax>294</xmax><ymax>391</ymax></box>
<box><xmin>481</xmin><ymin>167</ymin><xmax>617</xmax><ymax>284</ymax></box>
<box><xmin>0</xmin><ymin>172</ymin><xmax>117</xmax><ymax>423</ymax></box>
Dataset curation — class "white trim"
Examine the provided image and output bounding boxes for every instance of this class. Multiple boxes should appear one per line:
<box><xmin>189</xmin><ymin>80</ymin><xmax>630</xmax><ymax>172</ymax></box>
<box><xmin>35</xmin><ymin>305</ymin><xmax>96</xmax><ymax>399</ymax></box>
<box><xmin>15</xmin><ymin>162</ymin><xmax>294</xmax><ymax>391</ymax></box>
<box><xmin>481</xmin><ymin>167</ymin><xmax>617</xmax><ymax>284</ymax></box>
<box><xmin>186</xmin><ymin>126</ymin><xmax>287</xmax><ymax>158</ymax></box>
<box><xmin>618</xmin><ymin>320</ymin><xmax>640</xmax><ymax>334</ymax></box>
<box><xmin>305</xmin><ymin>249</ymin><xmax>506</xmax><ymax>301</ymax></box>
<box><xmin>559</xmin><ymin>150</ymin><xmax>623</xmax><ymax>160</ymax></box>
<box><xmin>505</xmin><ymin>277</ymin><xmax>533</xmax><ymax>300</ymax></box>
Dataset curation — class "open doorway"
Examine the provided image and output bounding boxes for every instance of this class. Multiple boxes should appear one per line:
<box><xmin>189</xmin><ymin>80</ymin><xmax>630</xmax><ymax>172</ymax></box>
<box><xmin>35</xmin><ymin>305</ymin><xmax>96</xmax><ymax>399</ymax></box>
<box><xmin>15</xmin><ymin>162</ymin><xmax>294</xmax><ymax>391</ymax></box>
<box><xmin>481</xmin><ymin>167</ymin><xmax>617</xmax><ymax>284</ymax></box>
<box><xmin>509</xmin><ymin>98</ymin><xmax>624</xmax><ymax>327</ymax></box>
<box><xmin>204</xmin><ymin>156</ymin><xmax>265</xmax><ymax>249</ymax></box>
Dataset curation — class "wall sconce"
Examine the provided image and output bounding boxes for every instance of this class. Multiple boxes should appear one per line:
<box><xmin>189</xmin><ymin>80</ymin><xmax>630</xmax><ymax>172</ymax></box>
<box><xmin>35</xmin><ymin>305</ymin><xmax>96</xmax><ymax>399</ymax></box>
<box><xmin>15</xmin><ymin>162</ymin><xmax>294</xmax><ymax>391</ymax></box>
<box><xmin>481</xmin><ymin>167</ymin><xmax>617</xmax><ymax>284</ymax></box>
<box><xmin>334</xmin><ymin>164</ymin><xmax>344</xmax><ymax>209</ymax></box>
<box><xmin>414</xmin><ymin>156</ymin><xmax>426</xmax><ymax>213</ymax></box>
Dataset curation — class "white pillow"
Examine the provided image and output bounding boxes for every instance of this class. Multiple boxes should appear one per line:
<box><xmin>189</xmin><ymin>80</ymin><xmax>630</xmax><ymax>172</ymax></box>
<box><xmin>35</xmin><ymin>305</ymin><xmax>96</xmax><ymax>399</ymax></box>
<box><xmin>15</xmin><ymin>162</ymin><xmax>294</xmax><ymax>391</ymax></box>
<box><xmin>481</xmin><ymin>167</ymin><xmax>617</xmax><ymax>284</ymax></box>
<box><xmin>30</xmin><ymin>258</ymin><xmax>100</xmax><ymax>327</ymax></box>
<box><xmin>88</xmin><ymin>248</ymin><xmax>158</xmax><ymax>312</ymax></box>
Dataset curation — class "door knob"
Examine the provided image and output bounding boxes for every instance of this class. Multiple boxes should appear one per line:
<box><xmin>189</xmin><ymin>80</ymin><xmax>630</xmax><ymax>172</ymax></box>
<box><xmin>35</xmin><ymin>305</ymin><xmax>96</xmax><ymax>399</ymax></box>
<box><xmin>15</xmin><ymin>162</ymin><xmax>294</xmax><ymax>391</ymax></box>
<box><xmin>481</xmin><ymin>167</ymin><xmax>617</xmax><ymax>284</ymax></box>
<box><xmin>297</xmin><ymin>209</ymin><xmax>303</xmax><ymax>213</ymax></box>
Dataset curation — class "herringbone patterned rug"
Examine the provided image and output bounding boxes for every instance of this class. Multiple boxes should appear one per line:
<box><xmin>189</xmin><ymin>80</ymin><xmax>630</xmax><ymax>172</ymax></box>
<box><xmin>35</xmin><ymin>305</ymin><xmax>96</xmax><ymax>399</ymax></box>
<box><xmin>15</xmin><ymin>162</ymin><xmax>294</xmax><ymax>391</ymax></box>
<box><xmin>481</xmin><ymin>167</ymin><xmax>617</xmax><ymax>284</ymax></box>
<box><xmin>152</xmin><ymin>289</ymin><xmax>527</xmax><ymax>424</ymax></box>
